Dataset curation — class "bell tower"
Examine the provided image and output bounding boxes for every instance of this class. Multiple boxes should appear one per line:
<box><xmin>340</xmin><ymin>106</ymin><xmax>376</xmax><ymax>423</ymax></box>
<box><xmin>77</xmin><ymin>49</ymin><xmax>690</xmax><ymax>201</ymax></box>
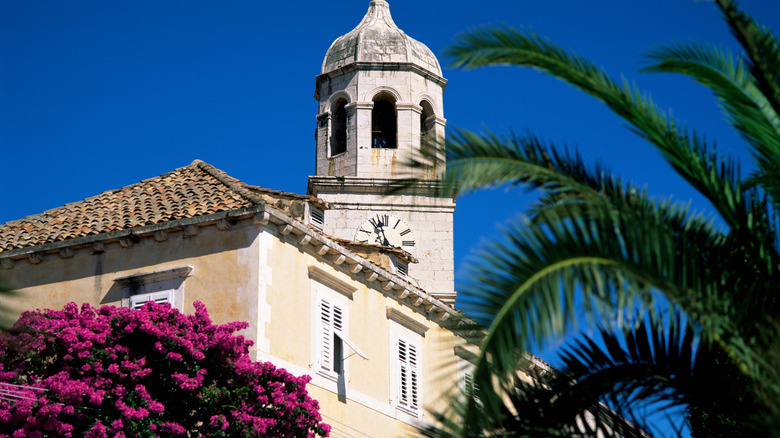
<box><xmin>308</xmin><ymin>0</ymin><xmax>455</xmax><ymax>303</ymax></box>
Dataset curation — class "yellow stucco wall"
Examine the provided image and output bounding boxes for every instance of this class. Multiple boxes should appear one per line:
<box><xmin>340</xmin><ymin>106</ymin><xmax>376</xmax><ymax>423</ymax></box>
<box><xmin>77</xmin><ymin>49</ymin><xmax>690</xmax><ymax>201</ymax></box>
<box><xmin>260</xmin><ymin>227</ymin><xmax>465</xmax><ymax>437</ymax></box>
<box><xmin>0</xmin><ymin>224</ymin><xmax>261</xmax><ymax>344</ymax></box>
<box><xmin>0</xmin><ymin>219</ymin><xmax>467</xmax><ymax>437</ymax></box>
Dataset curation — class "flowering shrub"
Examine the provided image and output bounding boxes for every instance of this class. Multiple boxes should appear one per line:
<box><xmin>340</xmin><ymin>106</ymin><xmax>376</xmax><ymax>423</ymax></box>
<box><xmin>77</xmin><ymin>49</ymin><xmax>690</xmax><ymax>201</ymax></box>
<box><xmin>0</xmin><ymin>301</ymin><xmax>330</xmax><ymax>437</ymax></box>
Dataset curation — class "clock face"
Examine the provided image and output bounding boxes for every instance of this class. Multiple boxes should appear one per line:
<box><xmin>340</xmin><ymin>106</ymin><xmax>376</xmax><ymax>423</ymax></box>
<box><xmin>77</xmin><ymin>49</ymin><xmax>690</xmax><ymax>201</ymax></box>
<box><xmin>355</xmin><ymin>214</ymin><xmax>416</xmax><ymax>255</ymax></box>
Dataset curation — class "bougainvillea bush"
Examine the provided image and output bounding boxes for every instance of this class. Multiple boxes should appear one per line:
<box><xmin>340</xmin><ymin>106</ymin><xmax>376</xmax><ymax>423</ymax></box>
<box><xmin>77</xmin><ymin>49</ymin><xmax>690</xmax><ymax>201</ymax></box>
<box><xmin>0</xmin><ymin>301</ymin><xmax>330</xmax><ymax>438</ymax></box>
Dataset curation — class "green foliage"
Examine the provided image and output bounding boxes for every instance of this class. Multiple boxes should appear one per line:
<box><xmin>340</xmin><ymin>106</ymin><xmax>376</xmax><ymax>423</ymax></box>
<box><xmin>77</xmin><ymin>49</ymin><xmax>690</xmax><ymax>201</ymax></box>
<box><xmin>428</xmin><ymin>0</ymin><xmax>780</xmax><ymax>436</ymax></box>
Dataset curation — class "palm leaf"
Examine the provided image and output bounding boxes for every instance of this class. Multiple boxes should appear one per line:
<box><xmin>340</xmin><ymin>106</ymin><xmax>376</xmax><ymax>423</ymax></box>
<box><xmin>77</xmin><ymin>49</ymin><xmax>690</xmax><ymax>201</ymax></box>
<box><xmin>642</xmin><ymin>42</ymin><xmax>780</xmax><ymax>174</ymax></box>
<box><xmin>714</xmin><ymin>0</ymin><xmax>780</xmax><ymax>206</ymax></box>
<box><xmin>445</xmin><ymin>27</ymin><xmax>748</xmax><ymax>232</ymax></box>
<box><xmin>715</xmin><ymin>0</ymin><xmax>780</xmax><ymax>120</ymax></box>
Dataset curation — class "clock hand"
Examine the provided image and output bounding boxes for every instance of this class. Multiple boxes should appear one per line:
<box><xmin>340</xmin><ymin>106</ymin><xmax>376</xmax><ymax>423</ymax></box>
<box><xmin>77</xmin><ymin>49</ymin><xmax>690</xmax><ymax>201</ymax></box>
<box><xmin>379</xmin><ymin>228</ymin><xmax>391</xmax><ymax>246</ymax></box>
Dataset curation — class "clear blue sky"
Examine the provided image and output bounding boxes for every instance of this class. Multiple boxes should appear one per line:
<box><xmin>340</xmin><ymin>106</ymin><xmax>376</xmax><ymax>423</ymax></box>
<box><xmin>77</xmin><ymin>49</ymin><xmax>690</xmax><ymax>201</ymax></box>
<box><xmin>2</xmin><ymin>1</ymin><xmax>779</xmax><ymax>433</ymax></box>
<box><xmin>3</xmin><ymin>0</ymin><xmax>779</xmax><ymax>264</ymax></box>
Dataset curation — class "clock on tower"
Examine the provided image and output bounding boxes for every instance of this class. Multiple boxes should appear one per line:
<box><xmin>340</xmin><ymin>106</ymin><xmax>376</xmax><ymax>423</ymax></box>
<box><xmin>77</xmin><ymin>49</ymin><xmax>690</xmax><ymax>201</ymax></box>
<box><xmin>355</xmin><ymin>214</ymin><xmax>416</xmax><ymax>255</ymax></box>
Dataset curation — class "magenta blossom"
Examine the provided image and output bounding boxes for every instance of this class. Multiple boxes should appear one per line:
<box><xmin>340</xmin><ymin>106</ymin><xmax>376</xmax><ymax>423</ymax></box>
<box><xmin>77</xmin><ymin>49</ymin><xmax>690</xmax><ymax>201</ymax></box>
<box><xmin>0</xmin><ymin>301</ymin><xmax>329</xmax><ymax>437</ymax></box>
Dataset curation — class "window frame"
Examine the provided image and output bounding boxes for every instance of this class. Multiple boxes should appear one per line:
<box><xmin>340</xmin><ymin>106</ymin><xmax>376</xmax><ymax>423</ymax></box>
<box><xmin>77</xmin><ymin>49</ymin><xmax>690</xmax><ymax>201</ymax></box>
<box><xmin>310</xmin><ymin>278</ymin><xmax>366</xmax><ymax>395</ymax></box>
<box><xmin>317</xmin><ymin>296</ymin><xmax>347</xmax><ymax>382</ymax></box>
<box><xmin>390</xmin><ymin>321</ymin><xmax>423</xmax><ymax>418</ymax></box>
<box><xmin>371</xmin><ymin>95</ymin><xmax>397</xmax><ymax>149</ymax></box>
<box><xmin>330</xmin><ymin>98</ymin><xmax>348</xmax><ymax>156</ymax></box>
<box><xmin>455</xmin><ymin>348</ymin><xmax>482</xmax><ymax>407</ymax></box>
<box><xmin>114</xmin><ymin>266</ymin><xmax>192</xmax><ymax>311</ymax></box>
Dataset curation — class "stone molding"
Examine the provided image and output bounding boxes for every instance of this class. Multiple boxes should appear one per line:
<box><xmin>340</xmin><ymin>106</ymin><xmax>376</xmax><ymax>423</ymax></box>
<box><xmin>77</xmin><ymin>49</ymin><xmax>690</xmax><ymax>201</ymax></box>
<box><xmin>307</xmin><ymin>265</ymin><xmax>358</xmax><ymax>298</ymax></box>
<box><xmin>386</xmin><ymin>307</ymin><xmax>429</xmax><ymax>336</ymax></box>
<box><xmin>315</xmin><ymin>62</ymin><xmax>447</xmax><ymax>99</ymax></box>
<box><xmin>113</xmin><ymin>266</ymin><xmax>193</xmax><ymax>287</ymax></box>
<box><xmin>308</xmin><ymin>176</ymin><xmax>455</xmax><ymax>199</ymax></box>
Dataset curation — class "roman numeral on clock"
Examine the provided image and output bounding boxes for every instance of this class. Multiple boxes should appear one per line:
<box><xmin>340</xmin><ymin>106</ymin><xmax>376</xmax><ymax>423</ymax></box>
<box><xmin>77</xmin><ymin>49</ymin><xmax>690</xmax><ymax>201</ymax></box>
<box><xmin>402</xmin><ymin>240</ymin><xmax>415</xmax><ymax>247</ymax></box>
<box><xmin>400</xmin><ymin>229</ymin><xmax>411</xmax><ymax>236</ymax></box>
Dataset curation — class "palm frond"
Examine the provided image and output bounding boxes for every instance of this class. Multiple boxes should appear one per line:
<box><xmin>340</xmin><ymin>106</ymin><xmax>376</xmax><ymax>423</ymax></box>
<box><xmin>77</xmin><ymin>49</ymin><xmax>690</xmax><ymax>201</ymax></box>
<box><xmin>715</xmin><ymin>0</ymin><xmax>780</xmax><ymax>120</ymax></box>
<box><xmin>459</xmin><ymin>198</ymin><xmax>747</xmax><ymax>418</ymax></box>
<box><xmin>446</xmin><ymin>27</ymin><xmax>754</xmax><ymax>242</ymax></box>
<box><xmin>642</xmin><ymin>43</ymin><xmax>780</xmax><ymax>169</ymax></box>
<box><xmin>435</xmin><ymin>3</ymin><xmax>780</xmax><ymax>436</ymax></box>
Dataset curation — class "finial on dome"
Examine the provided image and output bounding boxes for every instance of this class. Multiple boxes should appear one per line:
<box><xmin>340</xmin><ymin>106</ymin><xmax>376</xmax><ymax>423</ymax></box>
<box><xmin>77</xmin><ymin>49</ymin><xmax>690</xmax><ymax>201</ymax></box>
<box><xmin>320</xmin><ymin>1</ymin><xmax>442</xmax><ymax>77</ymax></box>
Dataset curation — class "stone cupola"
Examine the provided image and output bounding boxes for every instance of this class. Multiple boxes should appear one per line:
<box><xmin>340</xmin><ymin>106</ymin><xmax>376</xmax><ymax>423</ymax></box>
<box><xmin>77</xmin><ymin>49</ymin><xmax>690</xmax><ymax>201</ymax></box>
<box><xmin>313</xmin><ymin>0</ymin><xmax>447</xmax><ymax>180</ymax></box>
<box><xmin>320</xmin><ymin>0</ymin><xmax>442</xmax><ymax>77</ymax></box>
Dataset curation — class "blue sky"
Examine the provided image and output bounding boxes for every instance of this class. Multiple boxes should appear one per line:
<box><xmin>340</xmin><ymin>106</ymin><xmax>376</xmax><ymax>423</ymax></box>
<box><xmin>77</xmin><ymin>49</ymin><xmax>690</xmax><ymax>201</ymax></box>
<box><xmin>2</xmin><ymin>1</ymin><xmax>779</xmax><ymax>433</ymax></box>
<box><xmin>3</xmin><ymin>0</ymin><xmax>778</xmax><ymax>262</ymax></box>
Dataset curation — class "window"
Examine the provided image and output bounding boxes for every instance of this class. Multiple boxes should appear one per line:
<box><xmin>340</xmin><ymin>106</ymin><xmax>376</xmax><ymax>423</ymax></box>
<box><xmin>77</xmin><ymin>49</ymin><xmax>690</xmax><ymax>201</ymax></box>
<box><xmin>310</xmin><ymin>268</ymin><xmax>366</xmax><ymax>397</ymax></box>
<box><xmin>319</xmin><ymin>297</ymin><xmax>344</xmax><ymax>379</ymax></box>
<box><xmin>314</xmin><ymin>294</ymin><xmax>367</xmax><ymax>387</ymax></box>
<box><xmin>372</xmin><ymin>94</ymin><xmax>397</xmax><ymax>149</ymax></box>
<box><xmin>388</xmin><ymin>309</ymin><xmax>426</xmax><ymax>418</ymax></box>
<box><xmin>331</xmin><ymin>99</ymin><xmax>347</xmax><ymax>156</ymax></box>
<box><xmin>130</xmin><ymin>290</ymin><xmax>173</xmax><ymax>310</ymax></box>
<box><xmin>114</xmin><ymin>266</ymin><xmax>192</xmax><ymax>311</ymax></box>
<box><xmin>397</xmin><ymin>337</ymin><xmax>420</xmax><ymax>415</ymax></box>
<box><xmin>455</xmin><ymin>346</ymin><xmax>481</xmax><ymax>406</ymax></box>
<box><xmin>396</xmin><ymin>260</ymin><xmax>408</xmax><ymax>278</ymax></box>
<box><xmin>310</xmin><ymin>206</ymin><xmax>324</xmax><ymax>232</ymax></box>
<box><xmin>420</xmin><ymin>101</ymin><xmax>435</xmax><ymax>146</ymax></box>
<box><xmin>462</xmin><ymin>369</ymin><xmax>482</xmax><ymax>407</ymax></box>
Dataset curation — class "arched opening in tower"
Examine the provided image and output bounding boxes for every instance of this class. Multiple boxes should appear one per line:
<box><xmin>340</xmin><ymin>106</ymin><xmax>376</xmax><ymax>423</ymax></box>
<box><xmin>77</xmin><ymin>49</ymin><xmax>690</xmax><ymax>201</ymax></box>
<box><xmin>372</xmin><ymin>94</ymin><xmax>397</xmax><ymax>149</ymax></box>
<box><xmin>420</xmin><ymin>101</ymin><xmax>435</xmax><ymax>147</ymax></box>
<box><xmin>331</xmin><ymin>98</ymin><xmax>348</xmax><ymax>156</ymax></box>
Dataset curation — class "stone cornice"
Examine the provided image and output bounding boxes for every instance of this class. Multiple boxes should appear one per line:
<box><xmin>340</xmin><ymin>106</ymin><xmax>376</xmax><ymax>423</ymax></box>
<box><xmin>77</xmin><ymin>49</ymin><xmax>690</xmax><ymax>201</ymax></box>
<box><xmin>308</xmin><ymin>176</ymin><xmax>455</xmax><ymax>200</ymax></box>
<box><xmin>308</xmin><ymin>265</ymin><xmax>358</xmax><ymax>298</ymax></box>
<box><xmin>386</xmin><ymin>307</ymin><xmax>429</xmax><ymax>336</ymax></box>
<box><xmin>315</xmin><ymin>62</ymin><xmax>447</xmax><ymax>100</ymax></box>
<box><xmin>114</xmin><ymin>266</ymin><xmax>193</xmax><ymax>287</ymax></box>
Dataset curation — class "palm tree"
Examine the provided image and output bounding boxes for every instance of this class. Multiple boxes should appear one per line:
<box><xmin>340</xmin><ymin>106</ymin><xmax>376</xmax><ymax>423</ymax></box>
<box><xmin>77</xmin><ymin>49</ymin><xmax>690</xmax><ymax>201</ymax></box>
<box><xmin>429</xmin><ymin>0</ymin><xmax>780</xmax><ymax>436</ymax></box>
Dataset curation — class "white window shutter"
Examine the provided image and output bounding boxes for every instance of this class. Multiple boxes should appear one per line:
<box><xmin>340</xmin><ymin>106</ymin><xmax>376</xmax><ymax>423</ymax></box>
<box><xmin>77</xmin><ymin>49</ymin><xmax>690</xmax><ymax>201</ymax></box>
<box><xmin>130</xmin><ymin>290</ymin><xmax>173</xmax><ymax>310</ymax></box>
<box><xmin>408</xmin><ymin>342</ymin><xmax>419</xmax><ymax>411</ymax></box>
<box><xmin>397</xmin><ymin>338</ymin><xmax>420</xmax><ymax>414</ymax></box>
<box><xmin>320</xmin><ymin>299</ymin><xmax>334</xmax><ymax>372</ymax></box>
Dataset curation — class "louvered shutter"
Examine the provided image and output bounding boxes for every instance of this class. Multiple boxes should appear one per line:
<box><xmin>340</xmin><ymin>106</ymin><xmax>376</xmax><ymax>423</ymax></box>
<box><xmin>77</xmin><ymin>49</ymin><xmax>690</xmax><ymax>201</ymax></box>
<box><xmin>130</xmin><ymin>290</ymin><xmax>173</xmax><ymax>310</ymax></box>
<box><xmin>464</xmin><ymin>371</ymin><xmax>481</xmax><ymax>403</ymax></box>
<box><xmin>320</xmin><ymin>299</ymin><xmax>334</xmax><ymax>372</ymax></box>
<box><xmin>398</xmin><ymin>339</ymin><xmax>419</xmax><ymax>413</ymax></box>
<box><xmin>320</xmin><ymin>299</ymin><xmax>345</xmax><ymax>374</ymax></box>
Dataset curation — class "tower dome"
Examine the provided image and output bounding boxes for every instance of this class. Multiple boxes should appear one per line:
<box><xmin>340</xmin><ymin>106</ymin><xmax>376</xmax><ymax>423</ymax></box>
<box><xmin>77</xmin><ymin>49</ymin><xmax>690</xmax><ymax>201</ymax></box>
<box><xmin>312</xmin><ymin>0</ymin><xmax>447</xmax><ymax>180</ymax></box>
<box><xmin>321</xmin><ymin>0</ymin><xmax>441</xmax><ymax>77</ymax></box>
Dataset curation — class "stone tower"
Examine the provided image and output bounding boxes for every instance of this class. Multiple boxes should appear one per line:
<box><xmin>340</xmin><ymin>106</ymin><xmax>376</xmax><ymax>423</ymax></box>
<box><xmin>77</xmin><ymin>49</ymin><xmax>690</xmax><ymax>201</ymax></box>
<box><xmin>307</xmin><ymin>0</ymin><xmax>455</xmax><ymax>303</ymax></box>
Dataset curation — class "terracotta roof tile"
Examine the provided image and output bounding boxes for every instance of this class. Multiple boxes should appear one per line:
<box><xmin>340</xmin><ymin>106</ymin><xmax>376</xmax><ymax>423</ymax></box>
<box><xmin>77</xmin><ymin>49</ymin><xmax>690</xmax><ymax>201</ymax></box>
<box><xmin>0</xmin><ymin>160</ymin><xmax>258</xmax><ymax>253</ymax></box>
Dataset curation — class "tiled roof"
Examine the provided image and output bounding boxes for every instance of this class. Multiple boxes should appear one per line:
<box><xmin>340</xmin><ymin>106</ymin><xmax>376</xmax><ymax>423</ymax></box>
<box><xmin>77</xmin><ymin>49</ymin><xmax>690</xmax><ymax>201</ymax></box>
<box><xmin>0</xmin><ymin>160</ymin><xmax>262</xmax><ymax>253</ymax></box>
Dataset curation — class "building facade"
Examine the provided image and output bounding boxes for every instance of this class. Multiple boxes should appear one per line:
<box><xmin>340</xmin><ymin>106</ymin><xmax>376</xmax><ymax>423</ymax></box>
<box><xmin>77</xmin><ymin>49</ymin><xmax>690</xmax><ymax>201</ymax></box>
<box><xmin>0</xmin><ymin>2</ymin><xmax>475</xmax><ymax>436</ymax></box>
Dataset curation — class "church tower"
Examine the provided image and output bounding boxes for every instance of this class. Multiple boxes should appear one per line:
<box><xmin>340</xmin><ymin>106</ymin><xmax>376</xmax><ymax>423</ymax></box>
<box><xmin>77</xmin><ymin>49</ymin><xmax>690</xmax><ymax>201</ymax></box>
<box><xmin>307</xmin><ymin>0</ymin><xmax>456</xmax><ymax>303</ymax></box>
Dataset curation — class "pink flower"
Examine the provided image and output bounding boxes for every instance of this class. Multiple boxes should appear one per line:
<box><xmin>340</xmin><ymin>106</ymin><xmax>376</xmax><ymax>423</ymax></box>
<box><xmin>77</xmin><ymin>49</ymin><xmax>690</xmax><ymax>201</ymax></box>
<box><xmin>0</xmin><ymin>301</ymin><xmax>329</xmax><ymax>437</ymax></box>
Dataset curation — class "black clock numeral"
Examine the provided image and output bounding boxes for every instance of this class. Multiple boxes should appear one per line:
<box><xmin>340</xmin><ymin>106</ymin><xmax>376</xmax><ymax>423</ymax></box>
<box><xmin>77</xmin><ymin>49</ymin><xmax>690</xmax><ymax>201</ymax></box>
<box><xmin>369</xmin><ymin>218</ymin><xmax>379</xmax><ymax>229</ymax></box>
<box><xmin>400</xmin><ymin>229</ymin><xmax>412</xmax><ymax>236</ymax></box>
<box><xmin>393</xmin><ymin>218</ymin><xmax>401</xmax><ymax>229</ymax></box>
<box><xmin>382</xmin><ymin>214</ymin><xmax>390</xmax><ymax>226</ymax></box>
<box><xmin>357</xmin><ymin>228</ymin><xmax>370</xmax><ymax>235</ymax></box>
<box><xmin>402</xmin><ymin>240</ymin><xmax>415</xmax><ymax>247</ymax></box>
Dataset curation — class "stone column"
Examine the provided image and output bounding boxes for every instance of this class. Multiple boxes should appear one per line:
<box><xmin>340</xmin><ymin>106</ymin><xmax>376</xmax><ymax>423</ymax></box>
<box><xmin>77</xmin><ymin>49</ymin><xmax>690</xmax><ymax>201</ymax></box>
<box><xmin>315</xmin><ymin>112</ymin><xmax>331</xmax><ymax>176</ymax></box>
<box><xmin>351</xmin><ymin>102</ymin><xmax>374</xmax><ymax>178</ymax></box>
